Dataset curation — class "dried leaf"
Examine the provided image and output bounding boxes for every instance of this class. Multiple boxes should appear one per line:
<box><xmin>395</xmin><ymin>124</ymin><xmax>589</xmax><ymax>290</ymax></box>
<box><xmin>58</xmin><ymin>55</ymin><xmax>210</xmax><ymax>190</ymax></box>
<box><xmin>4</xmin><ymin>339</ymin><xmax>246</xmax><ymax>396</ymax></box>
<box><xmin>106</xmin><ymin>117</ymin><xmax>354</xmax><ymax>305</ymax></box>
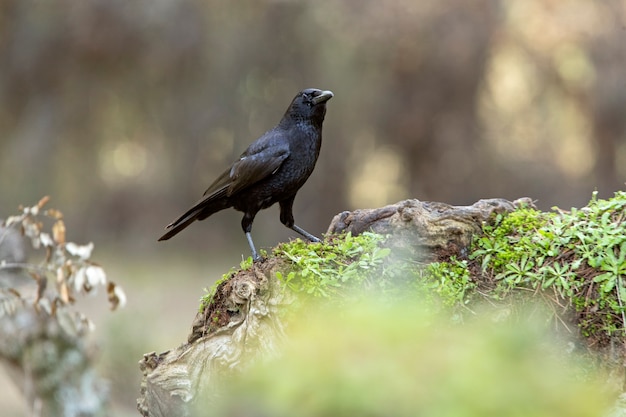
<box><xmin>40</xmin><ymin>232</ymin><xmax>54</xmax><ymax>247</ymax></box>
<box><xmin>56</xmin><ymin>265</ymin><xmax>66</xmax><ymax>284</ymax></box>
<box><xmin>30</xmin><ymin>271</ymin><xmax>47</xmax><ymax>303</ymax></box>
<box><xmin>6</xmin><ymin>197</ymin><xmax>122</xmax><ymax>320</ymax></box>
<box><xmin>85</xmin><ymin>265</ymin><xmax>106</xmax><ymax>288</ymax></box>
<box><xmin>3</xmin><ymin>216</ymin><xmax>22</xmax><ymax>227</ymax></box>
<box><xmin>76</xmin><ymin>313</ymin><xmax>96</xmax><ymax>334</ymax></box>
<box><xmin>45</xmin><ymin>208</ymin><xmax>64</xmax><ymax>220</ymax></box>
<box><xmin>0</xmin><ymin>289</ymin><xmax>22</xmax><ymax>318</ymax></box>
<box><xmin>52</xmin><ymin>220</ymin><xmax>66</xmax><ymax>244</ymax></box>
<box><xmin>107</xmin><ymin>282</ymin><xmax>127</xmax><ymax>310</ymax></box>
<box><xmin>58</xmin><ymin>266</ymin><xmax>75</xmax><ymax>303</ymax></box>
<box><xmin>7</xmin><ymin>288</ymin><xmax>21</xmax><ymax>298</ymax></box>
<box><xmin>37</xmin><ymin>196</ymin><xmax>50</xmax><ymax>210</ymax></box>
<box><xmin>66</xmin><ymin>242</ymin><xmax>94</xmax><ymax>260</ymax></box>
<box><xmin>23</xmin><ymin>220</ymin><xmax>43</xmax><ymax>249</ymax></box>
<box><xmin>27</xmin><ymin>196</ymin><xmax>49</xmax><ymax>216</ymax></box>
<box><xmin>74</xmin><ymin>267</ymin><xmax>86</xmax><ymax>293</ymax></box>
<box><xmin>59</xmin><ymin>281</ymin><xmax>70</xmax><ymax>304</ymax></box>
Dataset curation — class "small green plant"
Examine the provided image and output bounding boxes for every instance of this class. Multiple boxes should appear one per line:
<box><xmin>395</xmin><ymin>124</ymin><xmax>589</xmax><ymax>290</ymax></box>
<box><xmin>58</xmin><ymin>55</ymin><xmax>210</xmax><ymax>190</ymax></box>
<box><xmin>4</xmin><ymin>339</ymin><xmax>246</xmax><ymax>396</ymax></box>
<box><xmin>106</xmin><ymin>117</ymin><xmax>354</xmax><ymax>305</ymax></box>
<box><xmin>471</xmin><ymin>208</ymin><xmax>552</xmax><ymax>273</ymax></box>
<box><xmin>469</xmin><ymin>190</ymin><xmax>626</xmax><ymax>341</ymax></box>
<box><xmin>274</xmin><ymin>232</ymin><xmax>391</xmax><ymax>297</ymax></box>
<box><xmin>277</xmin><ymin>233</ymin><xmax>478</xmax><ymax>310</ymax></box>
<box><xmin>423</xmin><ymin>258</ymin><xmax>475</xmax><ymax>307</ymax></box>
<box><xmin>198</xmin><ymin>190</ymin><xmax>626</xmax><ymax>345</ymax></box>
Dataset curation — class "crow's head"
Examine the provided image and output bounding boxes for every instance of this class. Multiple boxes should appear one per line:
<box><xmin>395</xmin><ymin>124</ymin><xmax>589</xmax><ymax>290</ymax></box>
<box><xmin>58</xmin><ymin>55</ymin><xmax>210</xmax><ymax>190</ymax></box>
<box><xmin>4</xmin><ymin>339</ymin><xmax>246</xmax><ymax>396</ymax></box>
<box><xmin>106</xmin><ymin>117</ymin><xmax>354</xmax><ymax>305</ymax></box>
<box><xmin>283</xmin><ymin>88</ymin><xmax>334</xmax><ymax>125</ymax></box>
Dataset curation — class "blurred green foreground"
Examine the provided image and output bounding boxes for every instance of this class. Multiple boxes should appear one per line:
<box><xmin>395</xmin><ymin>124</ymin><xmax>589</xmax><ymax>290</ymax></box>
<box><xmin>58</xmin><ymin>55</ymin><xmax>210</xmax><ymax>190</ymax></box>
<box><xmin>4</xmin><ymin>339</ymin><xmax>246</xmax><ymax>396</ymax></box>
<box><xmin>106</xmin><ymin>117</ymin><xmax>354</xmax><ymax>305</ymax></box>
<box><xmin>209</xmin><ymin>299</ymin><xmax>610</xmax><ymax>417</ymax></box>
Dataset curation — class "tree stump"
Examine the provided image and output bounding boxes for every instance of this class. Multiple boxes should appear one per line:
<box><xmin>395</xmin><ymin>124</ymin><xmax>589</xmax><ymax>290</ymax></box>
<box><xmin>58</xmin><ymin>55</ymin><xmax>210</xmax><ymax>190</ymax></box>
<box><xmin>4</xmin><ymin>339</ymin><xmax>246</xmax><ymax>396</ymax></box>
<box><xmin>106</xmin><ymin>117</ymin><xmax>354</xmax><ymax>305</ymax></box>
<box><xmin>137</xmin><ymin>198</ymin><xmax>533</xmax><ymax>417</ymax></box>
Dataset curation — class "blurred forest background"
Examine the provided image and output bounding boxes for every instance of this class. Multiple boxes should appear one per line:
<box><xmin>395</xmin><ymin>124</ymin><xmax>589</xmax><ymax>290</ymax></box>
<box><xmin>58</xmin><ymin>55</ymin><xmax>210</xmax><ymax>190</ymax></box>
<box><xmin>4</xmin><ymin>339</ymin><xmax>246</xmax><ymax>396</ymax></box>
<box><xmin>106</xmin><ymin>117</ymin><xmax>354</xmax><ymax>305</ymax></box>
<box><xmin>0</xmin><ymin>0</ymin><xmax>625</xmax><ymax>416</ymax></box>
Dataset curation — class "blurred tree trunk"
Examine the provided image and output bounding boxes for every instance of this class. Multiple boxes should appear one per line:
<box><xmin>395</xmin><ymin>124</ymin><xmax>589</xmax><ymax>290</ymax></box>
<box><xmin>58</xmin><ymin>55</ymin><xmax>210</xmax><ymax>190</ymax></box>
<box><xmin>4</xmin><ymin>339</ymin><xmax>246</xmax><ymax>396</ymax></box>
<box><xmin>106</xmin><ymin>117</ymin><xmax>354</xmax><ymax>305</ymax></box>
<box><xmin>589</xmin><ymin>13</ymin><xmax>626</xmax><ymax>195</ymax></box>
<box><xmin>381</xmin><ymin>0</ymin><xmax>498</xmax><ymax>204</ymax></box>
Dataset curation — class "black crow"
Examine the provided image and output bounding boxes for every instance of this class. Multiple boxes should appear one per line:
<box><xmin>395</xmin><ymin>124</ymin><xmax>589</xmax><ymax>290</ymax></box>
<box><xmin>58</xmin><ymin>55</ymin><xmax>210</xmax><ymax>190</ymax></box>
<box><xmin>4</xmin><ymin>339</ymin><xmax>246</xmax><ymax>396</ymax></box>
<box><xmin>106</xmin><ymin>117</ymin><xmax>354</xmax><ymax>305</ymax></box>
<box><xmin>159</xmin><ymin>88</ymin><xmax>334</xmax><ymax>261</ymax></box>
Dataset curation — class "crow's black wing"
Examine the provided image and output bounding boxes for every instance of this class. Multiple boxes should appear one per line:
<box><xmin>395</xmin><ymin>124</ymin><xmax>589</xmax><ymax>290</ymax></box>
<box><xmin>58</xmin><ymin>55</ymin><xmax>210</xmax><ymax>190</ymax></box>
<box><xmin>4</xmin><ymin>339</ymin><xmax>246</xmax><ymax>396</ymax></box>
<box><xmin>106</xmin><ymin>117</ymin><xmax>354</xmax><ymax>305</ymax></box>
<box><xmin>226</xmin><ymin>147</ymin><xmax>289</xmax><ymax>196</ymax></box>
<box><xmin>203</xmin><ymin>133</ymin><xmax>290</xmax><ymax>198</ymax></box>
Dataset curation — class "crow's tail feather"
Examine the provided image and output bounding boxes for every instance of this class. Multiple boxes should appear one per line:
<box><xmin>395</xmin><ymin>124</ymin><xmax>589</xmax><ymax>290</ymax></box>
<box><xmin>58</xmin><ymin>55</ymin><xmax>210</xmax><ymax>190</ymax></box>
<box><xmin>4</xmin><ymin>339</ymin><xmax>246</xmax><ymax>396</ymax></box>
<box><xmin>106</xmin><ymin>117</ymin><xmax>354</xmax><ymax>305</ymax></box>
<box><xmin>158</xmin><ymin>212</ymin><xmax>200</xmax><ymax>241</ymax></box>
<box><xmin>158</xmin><ymin>193</ymin><xmax>230</xmax><ymax>241</ymax></box>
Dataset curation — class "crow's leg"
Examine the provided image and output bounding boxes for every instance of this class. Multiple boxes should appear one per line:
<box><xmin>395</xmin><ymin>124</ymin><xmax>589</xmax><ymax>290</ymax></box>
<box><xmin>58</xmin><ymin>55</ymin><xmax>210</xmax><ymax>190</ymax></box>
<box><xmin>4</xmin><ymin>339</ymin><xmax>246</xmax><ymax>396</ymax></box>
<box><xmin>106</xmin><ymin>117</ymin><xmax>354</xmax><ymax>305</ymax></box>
<box><xmin>245</xmin><ymin>232</ymin><xmax>260</xmax><ymax>261</ymax></box>
<box><xmin>290</xmin><ymin>224</ymin><xmax>321</xmax><ymax>242</ymax></box>
<box><xmin>242</xmin><ymin>212</ymin><xmax>261</xmax><ymax>261</ymax></box>
<box><xmin>279</xmin><ymin>197</ymin><xmax>321</xmax><ymax>242</ymax></box>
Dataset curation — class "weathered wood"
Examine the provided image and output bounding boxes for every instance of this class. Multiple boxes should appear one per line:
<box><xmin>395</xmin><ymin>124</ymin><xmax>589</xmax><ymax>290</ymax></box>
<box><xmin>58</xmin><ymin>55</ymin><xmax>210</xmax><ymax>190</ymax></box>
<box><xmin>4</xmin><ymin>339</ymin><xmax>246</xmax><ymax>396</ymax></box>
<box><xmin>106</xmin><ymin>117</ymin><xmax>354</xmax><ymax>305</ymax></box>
<box><xmin>328</xmin><ymin>198</ymin><xmax>534</xmax><ymax>260</ymax></box>
<box><xmin>138</xmin><ymin>259</ymin><xmax>292</xmax><ymax>417</ymax></box>
<box><xmin>137</xmin><ymin>198</ymin><xmax>532</xmax><ymax>417</ymax></box>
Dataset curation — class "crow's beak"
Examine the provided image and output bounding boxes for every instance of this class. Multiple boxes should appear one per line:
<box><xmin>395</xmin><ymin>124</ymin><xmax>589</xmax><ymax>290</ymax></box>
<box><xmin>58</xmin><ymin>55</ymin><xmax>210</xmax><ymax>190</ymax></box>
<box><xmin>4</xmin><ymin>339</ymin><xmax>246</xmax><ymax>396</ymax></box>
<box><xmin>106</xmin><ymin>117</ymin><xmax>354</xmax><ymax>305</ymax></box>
<box><xmin>312</xmin><ymin>90</ymin><xmax>334</xmax><ymax>105</ymax></box>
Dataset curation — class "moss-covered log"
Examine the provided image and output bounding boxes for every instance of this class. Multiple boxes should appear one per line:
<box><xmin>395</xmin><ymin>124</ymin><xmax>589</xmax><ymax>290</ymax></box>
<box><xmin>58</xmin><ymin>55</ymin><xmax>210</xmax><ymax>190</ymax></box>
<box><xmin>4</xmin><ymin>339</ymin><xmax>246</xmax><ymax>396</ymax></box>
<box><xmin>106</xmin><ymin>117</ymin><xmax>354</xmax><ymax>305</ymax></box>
<box><xmin>137</xmin><ymin>197</ymin><xmax>538</xmax><ymax>417</ymax></box>
<box><xmin>138</xmin><ymin>192</ymin><xmax>626</xmax><ymax>416</ymax></box>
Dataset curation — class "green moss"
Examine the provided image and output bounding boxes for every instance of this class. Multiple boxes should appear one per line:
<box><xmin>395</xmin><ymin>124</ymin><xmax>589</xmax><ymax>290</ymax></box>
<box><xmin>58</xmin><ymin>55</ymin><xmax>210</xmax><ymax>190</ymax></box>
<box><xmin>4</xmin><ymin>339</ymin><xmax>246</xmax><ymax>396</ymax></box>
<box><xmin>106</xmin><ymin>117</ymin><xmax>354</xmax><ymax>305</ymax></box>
<box><xmin>198</xmin><ymin>190</ymin><xmax>626</xmax><ymax>345</ymax></box>
<box><xmin>276</xmin><ymin>233</ymin><xmax>477</xmax><ymax>310</ymax></box>
<box><xmin>199</xmin><ymin>256</ymin><xmax>255</xmax><ymax>313</ymax></box>
<box><xmin>471</xmin><ymin>207</ymin><xmax>553</xmax><ymax>273</ymax></box>
<box><xmin>274</xmin><ymin>232</ymin><xmax>391</xmax><ymax>298</ymax></box>
<box><xmin>470</xmin><ymin>190</ymin><xmax>626</xmax><ymax>341</ymax></box>
<box><xmin>422</xmin><ymin>258</ymin><xmax>475</xmax><ymax>307</ymax></box>
<box><xmin>401</xmin><ymin>189</ymin><xmax>626</xmax><ymax>342</ymax></box>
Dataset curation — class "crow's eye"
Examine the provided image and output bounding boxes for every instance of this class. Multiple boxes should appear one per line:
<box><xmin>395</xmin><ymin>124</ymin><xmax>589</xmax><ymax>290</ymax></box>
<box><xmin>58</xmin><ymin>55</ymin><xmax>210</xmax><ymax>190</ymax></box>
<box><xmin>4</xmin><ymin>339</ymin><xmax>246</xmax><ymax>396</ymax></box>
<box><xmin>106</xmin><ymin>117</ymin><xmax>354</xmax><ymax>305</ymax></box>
<box><xmin>302</xmin><ymin>93</ymin><xmax>313</xmax><ymax>105</ymax></box>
